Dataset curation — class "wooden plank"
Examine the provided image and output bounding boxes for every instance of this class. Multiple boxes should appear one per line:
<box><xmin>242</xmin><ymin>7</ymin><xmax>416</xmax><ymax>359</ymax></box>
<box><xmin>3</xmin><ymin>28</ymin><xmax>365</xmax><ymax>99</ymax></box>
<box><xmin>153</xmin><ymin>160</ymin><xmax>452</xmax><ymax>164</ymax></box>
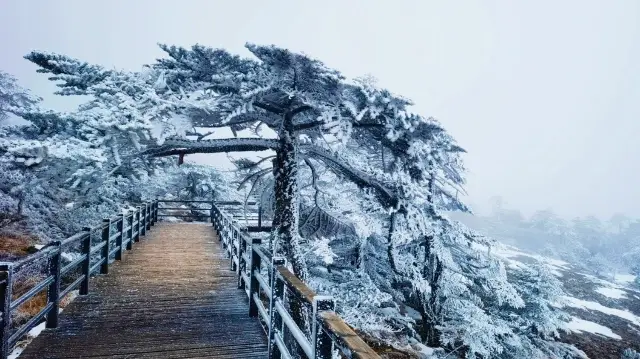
<box><xmin>320</xmin><ymin>311</ymin><xmax>381</xmax><ymax>359</ymax></box>
<box><xmin>19</xmin><ymin>223</ymin><xmax>268</xmax><ymax>358</ymax></box>
<box><xmin>277</xmin><ymin>266</ymin><xmax>316</xmax><ymax>304</ymax></box>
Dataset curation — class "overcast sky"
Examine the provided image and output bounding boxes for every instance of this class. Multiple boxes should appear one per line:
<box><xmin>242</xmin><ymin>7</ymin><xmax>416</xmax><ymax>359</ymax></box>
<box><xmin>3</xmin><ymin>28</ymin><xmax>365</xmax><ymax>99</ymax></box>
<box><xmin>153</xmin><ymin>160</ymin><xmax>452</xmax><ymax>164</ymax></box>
<box><xmin>1</xmin><ymin>0</ymin><xmax>639</xmax><ymax>219</ymax></box>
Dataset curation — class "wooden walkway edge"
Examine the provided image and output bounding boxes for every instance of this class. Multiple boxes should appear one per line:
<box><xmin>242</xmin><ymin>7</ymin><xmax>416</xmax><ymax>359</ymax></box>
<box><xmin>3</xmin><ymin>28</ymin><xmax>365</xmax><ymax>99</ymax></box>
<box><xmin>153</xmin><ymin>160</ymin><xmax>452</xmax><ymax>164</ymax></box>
<box><xmin>19</xmin><ymin>223</ymin><xmax>268</xmax><ymax>358</ymax></box>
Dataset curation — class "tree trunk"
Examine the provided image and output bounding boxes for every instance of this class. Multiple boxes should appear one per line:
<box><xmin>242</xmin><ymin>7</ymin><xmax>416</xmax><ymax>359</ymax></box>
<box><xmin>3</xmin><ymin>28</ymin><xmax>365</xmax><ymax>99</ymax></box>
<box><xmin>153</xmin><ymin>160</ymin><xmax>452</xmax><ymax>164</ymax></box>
<box><xmin>270</xmin><ymin>109</ymin><xmax>312</xmax><ymax>356</ymax></box>
<box><xmin>420</xmin><ymin>167</ymin><xmax>442</xmax><ymax>347</ymax></box>
<box><xmin>272</xmin><ymin>111</ymin><xmax>307</xmax><ymax>280</ymax></box>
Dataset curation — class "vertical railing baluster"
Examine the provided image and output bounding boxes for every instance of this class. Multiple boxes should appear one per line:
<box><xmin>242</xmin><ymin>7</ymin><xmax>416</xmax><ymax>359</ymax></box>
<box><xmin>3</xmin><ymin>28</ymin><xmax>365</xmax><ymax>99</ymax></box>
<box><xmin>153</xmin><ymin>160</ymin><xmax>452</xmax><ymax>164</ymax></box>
<box><xmin>248</xmin><ymin>238</ymin><xmax>262</xmax><ymax>317</ymax></box>
<box><xmin>237</xmin><ymin>231</ymin><xmax>245</xmax><ymax>289</ymax></box>
<box><xmin>0</xmin><ymin>264</ymin><xmax>13</xmax><ymax>359</ymax></box>
<box><xmin>115</xmin><ymin>215</ymin><xmax>124</xmax><ymax>261</ymax></box>
<box><xmin>210</xmin><ymin>201</ymin><xmax>215</xmax><ymax>225</ymax></box>
<box><xmin>313</xmin><ymin>296</ymin><xmax>336</xmax><ymax>359</ymax></box>
<box><xmin>135</xmin><ymin>208</ymin><xmax>141</xmax><ymax>242</ymax></box>
<box><xmin>230</xmin><ymin>229</ymin><xmax>237</xmax><ymax>271</ymax></box>
<box><xmin>258</xmin><ymin>205</ymin><xmax>262</xmax><ymax>230</ymax></box>
<box><xmin>268</xmin><ymin>258</ymin><xmax>286</xmax><ymax>359</ymax></box>
<box><xmin>101</xmin><ymin>219</ymin><xmax>111</xmax><ymax>274</ymax></box>
<box><xmin>154</xmin><ymin>200</ymin><xmax>159</xmax><ymax>223</ymax></box>
<box><xmin>46</xmin><ymin>241</ymin><xmax>62</xmax><ymax>328</ymax></box>
<box><xmin>140</xmin><ymin>205</ymin><xmax>147</xmax><ymax>237</ymax></box>
<box><xmin>80</xmin><ymin>227</ymin><xmax>91</xmax><ymax>295</ymax></box>
<box><xmin>126</xmin><ymin>212</ymin><xmax>133</xmax><ymax>250</ymax></box>
<box><xmin>145</xmin><ymin>202</ymin><xmax>151</xmax><ymax>231</ymax></box>
<box><xmin>150</xmin><ymin>201</ymin><xmax>156</xmax><ymax>227</ymax></box>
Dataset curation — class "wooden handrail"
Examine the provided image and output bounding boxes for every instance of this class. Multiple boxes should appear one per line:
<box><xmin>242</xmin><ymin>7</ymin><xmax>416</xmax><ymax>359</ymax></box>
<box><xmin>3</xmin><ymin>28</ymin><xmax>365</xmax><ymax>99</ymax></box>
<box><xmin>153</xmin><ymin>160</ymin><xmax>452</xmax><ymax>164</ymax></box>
<box><xmin>1</xmin><ymin>199</ymin><xmax>380</xmax><ymax>359</ymax></box>
<box><xmin>211</xmin><ymin>203</ymin><xmax>381</xmax><ymax>359</ymax></box>
<box><xmin>0</xmin><ymin>201</ymin><xmax>159</xmax><ymax>358</ymax></box>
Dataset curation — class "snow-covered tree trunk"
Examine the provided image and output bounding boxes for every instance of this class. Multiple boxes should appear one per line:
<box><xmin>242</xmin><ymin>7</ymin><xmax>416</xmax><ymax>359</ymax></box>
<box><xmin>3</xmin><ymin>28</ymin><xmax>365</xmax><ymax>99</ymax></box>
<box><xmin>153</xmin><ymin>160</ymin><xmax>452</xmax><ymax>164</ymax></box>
<box><xmin>272</xmin><ymin>109</ymin><xmax>307</xmax><ymax>280</ymax></box>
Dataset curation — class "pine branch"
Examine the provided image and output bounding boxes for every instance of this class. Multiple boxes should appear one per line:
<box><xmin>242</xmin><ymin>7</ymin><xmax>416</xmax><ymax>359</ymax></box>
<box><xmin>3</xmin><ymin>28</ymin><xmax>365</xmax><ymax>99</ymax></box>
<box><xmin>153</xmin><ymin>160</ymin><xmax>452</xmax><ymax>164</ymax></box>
<box><xmin>302</xmin><ymin>145</ymin><xmax>397</xmax><ymax>208</ymax></box>
<box><xmin>145</xmin><ymin>138</ymin><xmax>279</xmax><ymax>157</ymax></box>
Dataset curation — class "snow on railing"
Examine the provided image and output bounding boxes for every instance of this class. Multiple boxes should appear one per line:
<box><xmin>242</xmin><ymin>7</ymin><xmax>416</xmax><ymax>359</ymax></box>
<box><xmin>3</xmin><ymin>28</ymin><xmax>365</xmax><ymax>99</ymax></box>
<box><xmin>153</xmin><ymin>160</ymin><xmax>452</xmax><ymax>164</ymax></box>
<box><xmin>211</xmin><ymin>204</ymin><xmax>380</xmax><ymax>359</ymax></box>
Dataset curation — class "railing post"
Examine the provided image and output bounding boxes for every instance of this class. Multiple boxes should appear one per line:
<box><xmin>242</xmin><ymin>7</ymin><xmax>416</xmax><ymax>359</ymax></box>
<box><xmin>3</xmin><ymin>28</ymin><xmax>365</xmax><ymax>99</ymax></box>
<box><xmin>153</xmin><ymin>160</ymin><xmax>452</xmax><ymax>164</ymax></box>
<box><xmin>150</xmin><ymin>201</ymin><xmax>156</xmax><ymax>227</ymax></box>
<box><xmin>267</xmin><ymin>257</ymin><xmax>286</xmax><ymax>359</ymax></box>
<box><xmin>80</xmin><ymin>227</ymin><xmax>91</xmax><ymax>295</ymax></box>
<box><xmin>134</xmin><ymin>208</ymin><xmax>141</xmax><ymax>242</ymax></box>
<box><xmin>46</xmin><ymin>241</ymin><xmax>62</xmax><ymax>328</ymax></box>
<box><xmin>237</xmin><ymin>230</ymin><xmax>247</xmax><ymax>289</ymax></box>
<box><xmin>230</xmin><ymin>229</ymin><xmax>236</xmax><ymax>271</ymax></box>
<box><xmin>140</xmin><ymin>205</ymin><xmax>147</xmax><ymax>237</ymax></box>
<box><xmin>101</xmin><ymin>219</ymin><xmax>111</xmax><ymax>274</ymax></box>
<box><xmin>0</xmin><ymin>264</ymin><xmax>13</xmax><ymax>359</ymax></box>
<box><xmin>145</xmin><ymin>202</ymin><xmax>151</xmax><ymax>231</ymax></box>
<box><xmin>126</xmin><ymin>212</ymin><xmax>133</xmax><ymax>250</ymax></box>
<box><xmin>258</xmin><ymin>205</ymin><xmax>262</xmax><ymax>230</ymax></box>
<box><xmin>115</xmin><ymin>215</ymin><xmax>124</xmax><ymax>261</ymax></box>
<box><xmin>210</xmin><ymin>201</ymin><xmax>215</xmax><ymax>225</ymax></box>
<box><xmin>313</xmin><ymin>296</ymin><xmax>336</xmax><ymax>359</ymax></box>
<box><xmin>248</xmin><ymin>238</ymin><xmax>262</xmax><ymax>317</ymax></box>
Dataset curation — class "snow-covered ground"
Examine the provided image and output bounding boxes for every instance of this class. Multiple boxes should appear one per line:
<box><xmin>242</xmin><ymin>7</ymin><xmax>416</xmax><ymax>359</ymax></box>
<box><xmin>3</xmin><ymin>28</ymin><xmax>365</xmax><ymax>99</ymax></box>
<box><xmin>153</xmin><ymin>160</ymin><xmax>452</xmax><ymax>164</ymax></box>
<box><xmin>482</xmin><ymin>242</ymin><xmax>639</xmax><ymax>357</ymax></box>
<box><xmin>566</xmin><ymin>317</ymin><xmax>622</xmax><ymax>340</ymax></box>
<box><xmin>595</xmin><ymin>287</ymin><xmax>627</xmax><ymax>299</ymax></box>
<box><xmin>562</xmin><ymin>296</ymin><xmax>640</xmax><ymax>327</ymax></box>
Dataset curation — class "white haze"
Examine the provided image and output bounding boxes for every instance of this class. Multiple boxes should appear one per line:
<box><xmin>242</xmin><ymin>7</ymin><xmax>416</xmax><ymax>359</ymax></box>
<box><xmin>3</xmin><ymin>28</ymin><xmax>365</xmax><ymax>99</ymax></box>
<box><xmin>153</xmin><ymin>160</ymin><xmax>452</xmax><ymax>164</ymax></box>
<box><xmin>1</xmin><ymin>0</ymin><xmax>639</xmax><ymax>219</ymax></box>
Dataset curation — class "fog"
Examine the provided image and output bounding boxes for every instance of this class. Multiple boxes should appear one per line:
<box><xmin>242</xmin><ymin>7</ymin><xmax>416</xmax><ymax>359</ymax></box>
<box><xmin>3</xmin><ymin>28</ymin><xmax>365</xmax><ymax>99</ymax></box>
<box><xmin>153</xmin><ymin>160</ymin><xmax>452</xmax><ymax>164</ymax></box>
<box><xmin>1</xmin><ymin>0</ymin><xmax>639</xmax><ymax>219</ymax></box>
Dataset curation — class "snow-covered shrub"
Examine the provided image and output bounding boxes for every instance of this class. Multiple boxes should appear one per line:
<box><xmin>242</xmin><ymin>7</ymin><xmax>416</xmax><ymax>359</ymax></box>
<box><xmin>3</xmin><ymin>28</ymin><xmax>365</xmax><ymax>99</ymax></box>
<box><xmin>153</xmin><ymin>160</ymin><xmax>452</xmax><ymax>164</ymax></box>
<box><xmin>622</xmin><ymin>348</ymin><xmax>640</xmax><ymax>359</ymax></box>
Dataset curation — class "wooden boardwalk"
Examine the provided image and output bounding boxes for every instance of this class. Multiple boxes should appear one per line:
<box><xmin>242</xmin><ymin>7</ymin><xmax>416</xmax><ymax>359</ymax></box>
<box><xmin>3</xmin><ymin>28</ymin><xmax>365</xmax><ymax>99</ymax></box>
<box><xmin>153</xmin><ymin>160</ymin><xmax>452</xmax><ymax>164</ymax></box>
<box><xmin>19</xmin><ymin>223</ymin><xmax>268</xmax><ymax>359</ymax></box>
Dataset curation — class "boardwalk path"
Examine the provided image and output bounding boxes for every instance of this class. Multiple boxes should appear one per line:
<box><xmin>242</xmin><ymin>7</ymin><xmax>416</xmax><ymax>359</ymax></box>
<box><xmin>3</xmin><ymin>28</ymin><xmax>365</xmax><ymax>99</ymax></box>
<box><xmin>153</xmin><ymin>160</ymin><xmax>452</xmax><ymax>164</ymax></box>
<box><xmin>20</xmin><ymin>223</ymin><xmax>268</xmax><ymax>358</ymax></box>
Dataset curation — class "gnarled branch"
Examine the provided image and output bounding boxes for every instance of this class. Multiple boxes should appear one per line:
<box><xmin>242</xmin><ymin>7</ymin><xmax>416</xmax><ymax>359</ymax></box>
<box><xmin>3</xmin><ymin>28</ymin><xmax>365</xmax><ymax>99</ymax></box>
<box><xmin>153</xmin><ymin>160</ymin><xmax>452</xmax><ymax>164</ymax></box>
<box><xmin>145</xmin><ymin>137</ymin><xmax>279</xmax><ymax>157</ymax></box>
<box><xmin>301</xmin><ymin>145</ymin><xmax>398</xmax><ymax>208</ymax></box>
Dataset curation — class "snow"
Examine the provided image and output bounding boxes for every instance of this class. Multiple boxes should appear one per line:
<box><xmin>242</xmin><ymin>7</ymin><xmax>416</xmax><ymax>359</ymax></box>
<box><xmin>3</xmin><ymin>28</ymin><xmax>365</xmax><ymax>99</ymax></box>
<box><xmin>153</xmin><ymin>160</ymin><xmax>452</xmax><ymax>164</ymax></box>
<box><xmin>7</xmin><ymin>322</ymin><xmax>46</xmax><ymax>359</ymax></box>
<box><xmin>565</xmin><ymin>317</ymin><xmax>622</xmax><ymax>340</ymax></box>
<box><xmin>563</xmin><ymin>296</ymin><xmax>640</xmax><ymax>327</ymax></box>
<box><xmin>486</xmin><ymin>243</ymin><xmax>567</xmax><ymax>277</ymax></box>
<box><xmin>595</xmin><ymin>287</ymin><xmax>627</xmax><ymax>299</ymax></box>
<box><xmin>7</xmin><ymin>291</ymin><xmax>78</xmax><ymax>359</ymax></box>
<box><xmin>615</xmin><ymin>273</ymin><xmax>637</xmax><ymax>284</ymax></box>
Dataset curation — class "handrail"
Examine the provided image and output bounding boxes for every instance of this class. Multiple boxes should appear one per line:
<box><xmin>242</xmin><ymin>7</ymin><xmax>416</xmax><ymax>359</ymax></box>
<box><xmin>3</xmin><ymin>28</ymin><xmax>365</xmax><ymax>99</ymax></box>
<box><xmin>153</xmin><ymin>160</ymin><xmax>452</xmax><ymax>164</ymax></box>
<box><xmin>211</xmin><ymin>203</ymin><xmax>380</xmax><ymax>359</ymax></box>
<box><xmin>0</xmin><ymin>201</ymin><xmax>159</xmax><ymax>359</ymax></box>
<box><xmin>1</xmin><ymin>199</ymin><xmax>380</xmax><ymax>359</ymax></box>
<box><xmin>155</xmin><ymin>199</ymin><xmax>213</xmax><ymax>221</ymax></box>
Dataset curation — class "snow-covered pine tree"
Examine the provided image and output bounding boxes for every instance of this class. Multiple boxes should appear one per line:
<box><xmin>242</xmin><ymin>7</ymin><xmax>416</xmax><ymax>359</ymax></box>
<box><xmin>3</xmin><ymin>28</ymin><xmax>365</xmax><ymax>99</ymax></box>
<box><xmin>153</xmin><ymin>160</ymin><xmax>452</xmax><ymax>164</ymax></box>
<box><xmin>622</xmin><ymin>348</ymin><xmax>640</xmax><ymax>359</ymax></box>
<box><xmin>23</xmin><ymin>44</ymin><xmax>581</xmax><ymax>358</ymax></box>
<box><xmin>1</xmin><ymin>70</ymin><xmax>226</xmax><ymax>239</ymax></box>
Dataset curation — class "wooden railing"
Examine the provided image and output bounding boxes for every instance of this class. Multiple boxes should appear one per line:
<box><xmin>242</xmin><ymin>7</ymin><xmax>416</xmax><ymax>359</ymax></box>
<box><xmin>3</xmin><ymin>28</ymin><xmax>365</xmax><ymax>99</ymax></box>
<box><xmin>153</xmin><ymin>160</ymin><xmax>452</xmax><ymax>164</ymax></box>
<box><xmin>211</xmin><ymin>204</ymin><xmax>380</xmax><ymax>359</ymax></box>
<box><xmin>0</xmin><ymin>199</ymin><xmax>380</xmax><ymax>359</ymax></box>
<box><xmin>0</xmin><ymin>201</ymin><xmax>159</xmax><ymax>358</ymax></box>
<box><xmin>156</xmin><ymin>199</ymin><xmax>213</xmax><ymax>221</ymax></box>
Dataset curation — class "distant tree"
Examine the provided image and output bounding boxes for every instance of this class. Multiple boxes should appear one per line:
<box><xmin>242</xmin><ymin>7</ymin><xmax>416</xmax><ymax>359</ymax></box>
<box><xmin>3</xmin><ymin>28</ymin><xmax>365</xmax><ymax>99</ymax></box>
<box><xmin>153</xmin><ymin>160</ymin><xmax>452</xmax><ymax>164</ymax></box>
<box><xmin>528</xmin><ymin>209</ymin><xmax>567</xmax><ymax>236</ymax></box>
<box><xmin>609</xmin><ymin>213</ymin><xmax>631</xmax><ymax>234</ymax></box>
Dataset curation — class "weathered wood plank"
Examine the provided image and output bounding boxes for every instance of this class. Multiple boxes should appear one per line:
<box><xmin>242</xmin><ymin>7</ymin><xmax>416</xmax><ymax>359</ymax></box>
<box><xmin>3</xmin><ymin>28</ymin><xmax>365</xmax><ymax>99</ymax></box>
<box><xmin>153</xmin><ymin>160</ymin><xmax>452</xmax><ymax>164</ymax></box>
<box><xmin>321</xmin><ymin>311</ymin><xmax>382</xmax><ymax>359</ymax></box>
<box><xmin>19</xmin><ymin>223</ymin><xmax>268</xmax><ymax>358</ymax></box>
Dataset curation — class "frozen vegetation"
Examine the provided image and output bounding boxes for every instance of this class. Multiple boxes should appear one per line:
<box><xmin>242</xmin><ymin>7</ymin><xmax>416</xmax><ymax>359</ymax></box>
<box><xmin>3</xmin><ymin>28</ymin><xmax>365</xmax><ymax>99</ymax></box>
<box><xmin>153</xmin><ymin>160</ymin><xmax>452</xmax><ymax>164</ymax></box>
<box><xmin>0</xmin><ymin>43</ymin><xmax>638</xmax><ymax>359</ymax></box>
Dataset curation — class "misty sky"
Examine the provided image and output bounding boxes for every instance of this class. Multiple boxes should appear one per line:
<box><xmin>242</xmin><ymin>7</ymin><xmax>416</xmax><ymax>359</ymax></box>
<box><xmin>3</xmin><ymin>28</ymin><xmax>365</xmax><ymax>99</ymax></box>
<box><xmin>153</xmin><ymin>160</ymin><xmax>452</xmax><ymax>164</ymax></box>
<box><xmin>1</xmin><ymin>0</ymin><xmax>639</xmax><ymax>219</ymax></box>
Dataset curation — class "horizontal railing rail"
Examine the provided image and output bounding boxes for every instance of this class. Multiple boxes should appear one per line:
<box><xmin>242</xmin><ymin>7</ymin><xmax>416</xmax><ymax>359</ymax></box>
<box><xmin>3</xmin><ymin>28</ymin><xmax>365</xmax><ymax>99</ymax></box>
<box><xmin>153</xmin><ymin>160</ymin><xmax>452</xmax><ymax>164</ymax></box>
<box><xmin>0</xmin><ymin>201</ymin><xmax>159</xmax><ymax>359</ymax></box>
<box><xmin>211</xmin><ymin>204</ymin><xmax>380</xmax><ymax>359</ymax></box>
<box><xmin>155</xmin><ymin>199</ymin><xmax>213</xmax><ymax>221</ymax></box>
